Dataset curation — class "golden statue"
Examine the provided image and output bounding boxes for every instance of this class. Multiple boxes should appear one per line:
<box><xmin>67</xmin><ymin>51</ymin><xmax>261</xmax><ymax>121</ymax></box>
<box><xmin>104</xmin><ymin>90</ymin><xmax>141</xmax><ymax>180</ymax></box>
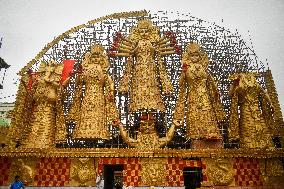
<box><xmin>5</xmin><ymin>61</ymin><xmax>66</xmax><ymax>148</ymax></box>
<box><xmin>228</xmin><ymin>73</ymin><xmax>275</xmax><ymax>148</ymax></box>
<box><xmin>69</xmin><ymin>44</ymin><xmax>118</xmax><ymax>140</ymax></box>
<box><xmin>173</xmin><ymin>43</ymin><xmax>225</xmax><ymax>142</ymax></box>
<box><xmin>110</xmin><ymin>19</ymin><xmax>176</xmax><ymax>113</ymax></box>
<box><xmin>8</xmin><ymin>61</ymin><xmax>65</xmax><ymax>148</ymax></box>
<box><xmin>18</xmin><ymin>60</ymin><xmax>65</xmax><ymax>148</ymax></box>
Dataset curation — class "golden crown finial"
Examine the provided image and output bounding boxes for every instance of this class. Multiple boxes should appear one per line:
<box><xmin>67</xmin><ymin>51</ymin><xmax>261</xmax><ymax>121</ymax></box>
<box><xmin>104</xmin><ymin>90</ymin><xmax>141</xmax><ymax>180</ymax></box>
<box><xmin>137</xmin><ymin>19</ymin><xmax>153</xmax><ymax>29</ymax></box>
<box><xmin>91</xmin><ymin>44</ymin><xmax>104</xmax><ymax>54</ymax></box>
<box><xmin>187</xmin><ymin>42</ymin><xmax>201</xmax><ymax>53</ymax></box>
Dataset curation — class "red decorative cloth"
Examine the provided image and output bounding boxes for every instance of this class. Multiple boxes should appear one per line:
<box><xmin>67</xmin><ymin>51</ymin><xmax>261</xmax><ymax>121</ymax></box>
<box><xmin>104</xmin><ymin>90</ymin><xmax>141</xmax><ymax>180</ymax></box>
<box><xmin>61</xmin><ymin>60</ymin><xmax>75</xmax><ymax>84</ymax></box>
<box><xmin>27</xmin><ymin>72</ymin><xmax>40</xmax><ymax>90</ymax></box>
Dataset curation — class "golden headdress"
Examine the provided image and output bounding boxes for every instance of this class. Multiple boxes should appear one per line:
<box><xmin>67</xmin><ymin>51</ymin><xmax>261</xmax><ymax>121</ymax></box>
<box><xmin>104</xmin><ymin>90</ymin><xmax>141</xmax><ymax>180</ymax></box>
<box><xmin>182</xmin><ymin>42</ymin><xmax>208</xmax><ymax>67</ymax></box>
<box><xmin>128</xmin><ymin>19</ymin><xmax>160</xmax><ymax>43</ymax></box>
<box><xmin>83</xmin><ymin>44</ymin><xmax>110</xmax><ymax>72</ymax></box>
<box><xmin>187</xmin><ymin>42</ymin><xmax>202</xmax><ymax>54</ymax></box>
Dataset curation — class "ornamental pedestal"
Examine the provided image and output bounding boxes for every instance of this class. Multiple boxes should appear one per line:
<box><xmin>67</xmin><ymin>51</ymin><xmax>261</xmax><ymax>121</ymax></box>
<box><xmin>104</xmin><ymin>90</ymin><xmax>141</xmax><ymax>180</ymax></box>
<box><xmin>1</xmin><ymin>148</ymin><xmax>284</xmax><ymax>188</ymax></box>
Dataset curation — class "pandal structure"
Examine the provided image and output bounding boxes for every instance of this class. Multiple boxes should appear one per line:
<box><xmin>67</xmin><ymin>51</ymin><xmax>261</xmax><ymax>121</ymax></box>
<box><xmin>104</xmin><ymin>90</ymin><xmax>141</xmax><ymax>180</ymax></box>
<box><xmin>0</xmin><ymin>10</ymin><xmax>284</xmax><ymax>189</ymax></box>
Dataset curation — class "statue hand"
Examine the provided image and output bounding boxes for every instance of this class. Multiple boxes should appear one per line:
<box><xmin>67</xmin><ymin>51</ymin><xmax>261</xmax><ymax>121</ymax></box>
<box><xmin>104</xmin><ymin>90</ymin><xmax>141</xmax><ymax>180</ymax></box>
<box><xmin>164</xmin><ymin>89</ymin><xmax>171</xmax><ymax>96</ymax></box>
<box><xmin>156</xmin><ymin>50</ymin><xmax>161</xmax><ymax>58</ymax></box>
<box><xmin>118</xmin><ymin>85</ymin><xmax>128</xmax><ymax>94</ymax></box>
<box><xmin>173</xmin><ymin>120</ymin><xmax>182</xmax><ymax>127</ymax></box>
<box><xmin>232</xmin><ymin>77</ymin><xmax>240</xmax><ymax>87</ymax></box>
<box><xmin>112</xmin><ymin>118</ymin><xmax>121</xmax><ymax>127</ymax></box>
<box><xmin>62</xmin><ymin>91</ymin><xmax>70</xmax><ymax>97</ymax></box>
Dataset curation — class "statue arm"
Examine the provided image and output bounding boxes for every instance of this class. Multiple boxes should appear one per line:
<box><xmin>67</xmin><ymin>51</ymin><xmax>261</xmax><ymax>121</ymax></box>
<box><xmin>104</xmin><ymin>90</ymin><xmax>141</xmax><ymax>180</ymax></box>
<box><xmin>228</xmin><ymin>89</ymin><xmax>240</xmax><ymax>141</ymax></box>
<box><xmin>50</xmin><ymin>71</ymin><xmax>69</xmax><ymax>142</ymax></box>
<box><xmin>157</xmin><ymin>56</ymin><xmax>173</xmax><ymax>94</ymax></box>
<box><xmin>8</xmin><ymin>77</ymin><xmax>31</xmax><ymax>143</ymax></box>
<box><xmin>159</xmin><ymin>123</ymin><xmax>176</xmax><ymax>146</ymax></box>
<box><xmin>118</xmin><ymin>57</ymin><xmax>133</xmax><ymax>93</ymax></box>
<box><xmin>67</xmin><ymin>75</ymin><xmax>83</xmax><ymax>121</ymax></box>
<box><xmin>117</xmin><ymin>123</ymin><xmax>138</xmax><ymax>147</ymax></box>
<box><xmin>55</xmin><ymin>103</ymin><xmax>67</xmax><ymax>142</ymax></box>
<box><xmin>172</xmin><ymin>71</ymin><xmax>187</xmax><ymax>126</ymax></box>
<box><xmin>259</xmin><ymin>86</ymin><xmax>277</xmax><ymax>132</ymax></box>
<box><xmin>260</xmin><ymin>87</ymin><xmax>275</xmax><ymax>115</ymax></box>
<box><xmin>208</xmin><ymin>74</ymin><xmax>218</xmax><ymax>93</ymax></box>
<box><xmin>61</xmin><ymin>76</ymin><xmax>70</xmax><ymax>86</ymax></box>
<box><xmin>55</xmin><ymin>85</ymin><xmax>68</xmax><ymax>142</ymax></box>
<box><xmin>260</xmin><ymin>87</ymin><xmax>273</xmax><ymax>107</ymax></box>
<box><xmin>207</xmin><ymin>74</ymin><xmax>226</xmax><ymax>122</ymax></box>
<box><xmin>105</xmin><ymin>75</ymin><xmax>119</xmax><ymax>123</ymax></box>
<box><xmin>105</xmin><ymin>75</ymin><xmax>115</xmax><ymax>93</ymax></box>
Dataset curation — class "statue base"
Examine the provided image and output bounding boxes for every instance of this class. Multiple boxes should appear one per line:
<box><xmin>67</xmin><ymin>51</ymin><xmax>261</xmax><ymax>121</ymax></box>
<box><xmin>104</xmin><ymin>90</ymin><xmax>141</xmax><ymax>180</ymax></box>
<box><xmin>0</xmin><ymin>148</ymin><xmax>283</xmax><ymax>188</ymax></box>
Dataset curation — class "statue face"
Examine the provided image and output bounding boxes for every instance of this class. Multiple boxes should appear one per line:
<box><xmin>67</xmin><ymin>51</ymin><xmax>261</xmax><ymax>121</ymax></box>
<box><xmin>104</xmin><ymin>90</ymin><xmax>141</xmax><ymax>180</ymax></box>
<box><xmin>240</xmin><ymin>74</ymin><xmax>258</xmax><ymax>88</ymax></box>
<box><xmin>55</xmin><ymin>63</ymin><xmax>64</xmax><ymax>74</ymax></box>
<box><xmin>137</xmin><ymin>20</ymin><xmax>152</xmax><ymax>39</ymax></box>
<box><xmin>139</xmin><ymin>121</ymin><xmax>155</xmax><ymax>134</ymax></box>
<box><xmin>139</xmin><ymin>27</ymin><xmax>150</xmax><ymax>39</ymax></box>
<box><xmin>189</xmin><ymin>52</ymin><xmax>201</xmax><ymax>63</ymax></box>
<box><xmin>90</xmin><ymin>53</ymin><xmax>100</xmax><ymax>63</ymax></box>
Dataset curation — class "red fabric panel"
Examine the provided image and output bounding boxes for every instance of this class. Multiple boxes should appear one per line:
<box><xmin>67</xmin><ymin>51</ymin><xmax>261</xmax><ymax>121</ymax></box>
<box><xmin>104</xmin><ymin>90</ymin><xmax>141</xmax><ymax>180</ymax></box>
<box><xmin>28</xmin><ymin>72</ymin><xmax>39</xmax><ymax>90</ymax></box>
<box><xmin>61</xmin><ymin>60</ymin><xmax>75</xmax><ymax>84</ymax></box>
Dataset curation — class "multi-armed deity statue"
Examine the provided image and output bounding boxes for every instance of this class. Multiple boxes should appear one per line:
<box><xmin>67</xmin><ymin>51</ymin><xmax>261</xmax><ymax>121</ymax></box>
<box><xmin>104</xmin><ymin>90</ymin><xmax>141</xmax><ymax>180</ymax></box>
<box><xmin>110</xmin><ymin>19</ymin><xmax>175</xmax><ymax>113</ymax></box>
<box><xmin>68</xmin><ymin>44</ymin><xmax>119</xmax><ymax>140</ymax></box>
<box><xmin>109</xmin><ymin>19</ymin><xmax>181</xmax><ymax>148</ymax></box>
<box><xmin>228</xmin><ymin>73</ymin><xmax>275</xmax><ymax>149</ymax></box>
<box><xmin>173</xmin><ymin>42</ymin><xmax>225</xmax><ymax>148</ymax></box>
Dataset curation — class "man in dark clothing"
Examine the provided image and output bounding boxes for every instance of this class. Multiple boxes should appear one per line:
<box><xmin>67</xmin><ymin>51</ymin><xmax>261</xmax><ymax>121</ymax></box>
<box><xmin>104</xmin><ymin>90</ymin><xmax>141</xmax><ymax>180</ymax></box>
<box><xmin>10</xmin><ymin>175</ymin><xmax>25</xmax><ymax>189</ymax></box>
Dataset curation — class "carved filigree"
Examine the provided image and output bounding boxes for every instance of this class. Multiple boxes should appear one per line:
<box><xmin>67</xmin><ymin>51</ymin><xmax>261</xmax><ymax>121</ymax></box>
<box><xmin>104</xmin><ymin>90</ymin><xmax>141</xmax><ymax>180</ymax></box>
<box><xmin>141</xmin><ymin>158</ymin><xmax>167</xmax><ymax>186</ymax></box>
<box><xmin>69</xmin><ymin>158</ymin><xmax>96</xmax><ymax>186</ymax></box>
<box><xmin>205</xmin><ymin>158</ymin><xmax>234</xmax><ymax>186</ymax></box>
<box><xmin>9</xmin><ymin>158</ymin><xmax>37</xmax><ymax>185</ymax></box>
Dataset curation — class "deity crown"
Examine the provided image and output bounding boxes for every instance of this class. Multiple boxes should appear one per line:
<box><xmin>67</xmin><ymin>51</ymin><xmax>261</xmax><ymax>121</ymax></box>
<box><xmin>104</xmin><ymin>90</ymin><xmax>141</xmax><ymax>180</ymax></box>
<box><xmin>91</xmin><ymin>44</ymin><xmax>104</xmax><ymax>55</ymax></box>
<box><xmin>137</xmin><ymin>19</ymin><xmax>153</xmax><ymax>29</ymax></box>
<box><xmin>187</xmin><ymin>42</ymin><xmax>202</xmax><ymax>54</ymax></box>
